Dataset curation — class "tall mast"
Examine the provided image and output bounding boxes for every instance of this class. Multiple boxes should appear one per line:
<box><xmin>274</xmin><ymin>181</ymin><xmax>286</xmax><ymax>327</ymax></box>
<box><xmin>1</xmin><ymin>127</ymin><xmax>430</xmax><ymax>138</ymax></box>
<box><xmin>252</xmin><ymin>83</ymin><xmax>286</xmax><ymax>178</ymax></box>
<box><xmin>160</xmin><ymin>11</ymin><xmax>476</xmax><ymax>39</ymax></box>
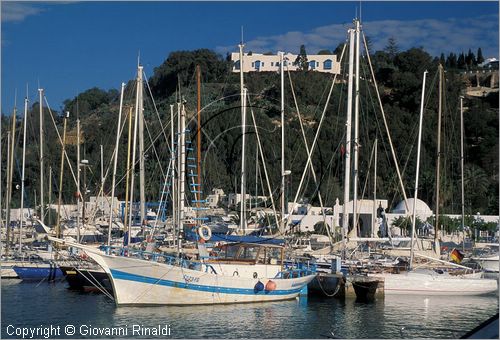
<box><xmin>124</xmin><ymin>106</ymin><xmax>133</xmax><ymax>246</ymax></box>
<box><xmin>76</xmin><ymin>117</ymin><xmax>81</xmax><ymax>243</ymax></box>
<box><xmin>100</xmin><ymin>144</ymin><xmax>104</xmax><ymax>210</ymax></box>
<box><xmin>176</xmin><ymin>102</ymin><xmax>181</xmax><ymax>247</ymax></box>
<box><xmin>170</xmin><ymin>104</ymin><xmax>176</xmax><ymax>247</ymax></box>
<box><xmin>342</xmin><ymin>27</ymin><xmax>355</xmax><ymax>248</ymax></box>
<box><xmin>5</xmin><ymin>128</ymin><xmax>12</xmax><ymax>254</ymax></box>
<box><xmin>56</xmin><ymin>112</ymin><xmax>69</xmax><ymax>239</ymax></box>
<box><xmin>460</xmin><ymin>96</ymin><xmax>465</xmax><ymax>251</ymax></box>
<box><xmin>20</xmin><ymin>96</ymin><xmax>29</xmax><ymax>251</ymax></box>
<box><xmin>196</xmin><ymin>65</ymin><xmax>202</xmax><ymax>218</ymax></box>
<box><xmin>372</xmin><ymin>138</ymin><xmax>378</xmax><ymax>237</ymax></box>
<box><xmin>177</xmin><ymin>104</ymin><xmax>186</xmax><ymax>256</ymax></box>
<box><xmin>434</xmin><ymin>64</ymin><xmax>443</xmax><ymax>241</ymax></box>
<box><xmin>6</xmin><ymin>107</ymin><xmax>17</xmax><ymax>252</ymax></box>
<box><xmin>138</xmin><ymin>66</ymin><xmax>146</xmax><ymax>225</ymax></box>
<box><xmin>280</xmin><ymin>51</ymin><xmax>286</xmax><ymax>234</ymax></box>
<box><xmin>239</xmin><ymin>42</ymin><xmax>247</xmax><ymax>234</ymax></box>
<box><xmin>0</xmin><ymin>111</ymin><xmax>3</xmax><ymax>229</ymax></box>
<box><xmin>38</xmin><ymin>89</ymin><xmax>44</xmax><ymax>223</ymax></box>
<box><xmin>108</xmin><ymin>82</ymin><xmax>125</xmax><ymax>248</ymax></box>
<box><xmin>410</xmin><ymin>70</ymin><xmax>428</xmax><ymax>269</ymax></box>
<box><xmin>128</xmin><ymin>68</ymin><xmax>141</xmax><ymax>245</ymax></box>
<box><xmin>352</xmin><ymin>19</ymin><xmax>361</xmax><ymax>237</ymax></box>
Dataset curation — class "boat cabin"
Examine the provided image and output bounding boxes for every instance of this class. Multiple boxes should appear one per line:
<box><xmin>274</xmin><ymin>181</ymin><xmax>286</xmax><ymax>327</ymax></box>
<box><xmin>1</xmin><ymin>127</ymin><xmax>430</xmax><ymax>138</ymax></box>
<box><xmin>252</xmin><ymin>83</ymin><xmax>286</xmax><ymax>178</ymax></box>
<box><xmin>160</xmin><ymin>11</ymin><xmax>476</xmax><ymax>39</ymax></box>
<box><xmin>210</xmin><ymin>243</ymin><xmax>284</xmax><ymax>265</ymax></box>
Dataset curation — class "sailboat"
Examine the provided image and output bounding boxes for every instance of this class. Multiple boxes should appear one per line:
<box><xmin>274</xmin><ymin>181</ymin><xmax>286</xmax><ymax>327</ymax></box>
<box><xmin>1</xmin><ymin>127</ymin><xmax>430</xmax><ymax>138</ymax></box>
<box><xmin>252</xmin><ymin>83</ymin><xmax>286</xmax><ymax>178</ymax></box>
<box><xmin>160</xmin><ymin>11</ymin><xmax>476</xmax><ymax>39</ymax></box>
<box><xmin>49</xmin><ymin>59</ymin><xmax>315</xmax><ymax>305</ymax></box>
<box><xmin>369</xmin><ymin>66</ymin><xmax>497</xmax><ymax>296</ymax></box>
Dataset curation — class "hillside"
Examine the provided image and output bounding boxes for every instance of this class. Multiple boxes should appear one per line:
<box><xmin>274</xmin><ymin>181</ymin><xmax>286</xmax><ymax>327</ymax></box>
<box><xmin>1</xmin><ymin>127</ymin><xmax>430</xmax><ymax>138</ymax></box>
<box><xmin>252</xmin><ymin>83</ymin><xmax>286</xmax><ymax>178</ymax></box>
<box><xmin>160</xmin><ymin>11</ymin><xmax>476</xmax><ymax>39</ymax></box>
<box><xmin>1</xmin><ymin>47</ymin><xmax>498</xmax><ymax>219</ymax></box>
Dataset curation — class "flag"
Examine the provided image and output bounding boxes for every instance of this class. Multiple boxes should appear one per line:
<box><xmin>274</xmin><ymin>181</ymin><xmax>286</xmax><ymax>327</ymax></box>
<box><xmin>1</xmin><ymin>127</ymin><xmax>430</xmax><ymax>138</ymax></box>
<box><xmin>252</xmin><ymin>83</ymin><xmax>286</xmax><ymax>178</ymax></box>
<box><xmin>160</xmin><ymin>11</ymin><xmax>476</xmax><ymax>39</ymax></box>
<box><xmin>450</xmin><ymin>248</ymin><xmax>464</xmax><ymax>263</ymax></box>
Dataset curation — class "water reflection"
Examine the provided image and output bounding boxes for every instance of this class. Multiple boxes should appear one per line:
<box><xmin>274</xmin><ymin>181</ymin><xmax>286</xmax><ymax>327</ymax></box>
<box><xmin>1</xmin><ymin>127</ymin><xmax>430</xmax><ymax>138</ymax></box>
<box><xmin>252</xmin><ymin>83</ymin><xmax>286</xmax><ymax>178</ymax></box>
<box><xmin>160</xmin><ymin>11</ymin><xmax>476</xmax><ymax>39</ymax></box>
<box><xmin>2</xmin><ymin>282</ymin><xmax>498</xmax><ymax>339</ymax></box>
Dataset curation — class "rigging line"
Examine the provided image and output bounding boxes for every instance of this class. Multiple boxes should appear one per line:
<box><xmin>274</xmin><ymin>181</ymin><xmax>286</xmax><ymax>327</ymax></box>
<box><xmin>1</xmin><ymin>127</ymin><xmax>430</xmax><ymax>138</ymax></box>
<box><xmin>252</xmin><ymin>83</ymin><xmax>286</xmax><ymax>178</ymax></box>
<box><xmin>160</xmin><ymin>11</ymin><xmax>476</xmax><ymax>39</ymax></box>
<box><xmin>143</xmin><ymin>70</ymin><xmax>172</xmax><ymax>154</ymax></box>
<box><xmin>43</xmin><ymin>96</ymin><xmax>78</xmax><ymax>192</ymax></box>
<box><xmin>143</xmin><ymin>115</ymin><xmax>166</xmax><ymax>179</ymax></box>
<box><xmin>286</xmin><ymin>66</ymin><xmax>334</xmax><ymax>243</ymax></box>
<box><xmin>288</xmin><ymin>41</ymin><xmax>347</xmax><ymax>232</ymax></box>
<box><xmin>247</xmin><ymin>94</ymin><xmax>280</xmax><ymax>230</ymax></box>
<box><xmin>361</xmin><ymin>30</ymin><xmax>411</xmax><ymax>214</ymax></box>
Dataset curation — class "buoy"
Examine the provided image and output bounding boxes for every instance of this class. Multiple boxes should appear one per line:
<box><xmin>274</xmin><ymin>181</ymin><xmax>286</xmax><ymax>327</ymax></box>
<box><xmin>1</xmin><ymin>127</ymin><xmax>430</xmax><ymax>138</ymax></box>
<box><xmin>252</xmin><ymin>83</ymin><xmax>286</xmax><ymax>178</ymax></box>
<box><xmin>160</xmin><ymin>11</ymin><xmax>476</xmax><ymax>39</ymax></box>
<box><xmin>197</xmin><ymin>225</ymin><xmax>212</xmax><ymax>241</ymax></box>
<box><xmin>254</xmin><ymin>281</ymin><xmax>264</xmax><ymax>293</ymax></box>
<box><xmin>265</xmin><ymin>280</ymin><xmax>276</xmax><ymax>291</ymax></box>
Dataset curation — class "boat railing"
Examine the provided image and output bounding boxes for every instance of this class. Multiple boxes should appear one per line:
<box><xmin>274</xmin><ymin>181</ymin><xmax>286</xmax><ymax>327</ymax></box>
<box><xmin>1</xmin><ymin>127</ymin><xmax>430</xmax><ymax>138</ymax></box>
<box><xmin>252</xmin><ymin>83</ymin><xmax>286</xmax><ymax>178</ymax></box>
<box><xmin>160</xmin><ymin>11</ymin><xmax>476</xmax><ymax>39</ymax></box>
<box><xmin>99</xmin><ymin>246</ymin><xmax>214</xmax><ymax>273</ymax></box>
<box><xmin>275</xmin><ymin>260</ymin><xmax>317</xmax><ymax>279</ymax></box>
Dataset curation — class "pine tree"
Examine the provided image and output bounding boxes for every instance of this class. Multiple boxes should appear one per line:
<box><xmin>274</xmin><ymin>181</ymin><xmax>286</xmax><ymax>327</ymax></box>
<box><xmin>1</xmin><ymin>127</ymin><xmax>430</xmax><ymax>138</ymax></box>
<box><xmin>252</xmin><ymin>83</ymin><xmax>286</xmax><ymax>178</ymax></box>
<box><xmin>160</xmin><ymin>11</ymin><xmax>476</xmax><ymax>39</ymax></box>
<box><xmin>457</xmin><ymin>52</ymin><xmax>466</xmax><ymax>69</ymax></box>
<box><xmin>477</xmin><ymin>47</ymin><xmax>485</xmax><ymax>65</ymax></box>
<box><xmin>295</xmin><ymin>45</ymin><xmax>309</xmax><ymax>71</ymax></box>
<box><xmin>384</xmin><ymin>37</ymin><xmax>399</xmax><ymax>59</ymax></box>
<box><xmin>440</xmin><ymin>53</ymin><xmax>446</xmax><ymax>66</ymax></box>
<box><xmin>447</xmin><ymin>53</ymin><xmax>457</xmax><ymax>68</ymax></box>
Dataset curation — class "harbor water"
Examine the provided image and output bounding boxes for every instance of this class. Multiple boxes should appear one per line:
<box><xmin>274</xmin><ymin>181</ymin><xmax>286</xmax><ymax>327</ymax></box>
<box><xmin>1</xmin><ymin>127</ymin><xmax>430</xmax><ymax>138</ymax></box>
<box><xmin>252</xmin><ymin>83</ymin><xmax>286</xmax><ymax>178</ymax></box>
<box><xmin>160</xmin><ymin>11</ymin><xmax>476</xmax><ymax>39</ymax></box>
<box><xmin>1</xmin><ymin>280</ymin><xmax>498</xmax><ymax>338</ymax></box>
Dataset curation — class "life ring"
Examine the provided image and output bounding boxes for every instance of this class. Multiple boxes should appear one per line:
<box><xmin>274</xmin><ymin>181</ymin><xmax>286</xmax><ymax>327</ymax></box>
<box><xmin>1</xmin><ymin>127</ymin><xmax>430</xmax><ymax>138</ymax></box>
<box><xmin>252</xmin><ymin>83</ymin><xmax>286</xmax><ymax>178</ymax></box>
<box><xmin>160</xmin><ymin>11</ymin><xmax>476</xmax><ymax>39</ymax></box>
<box><xmin>197</xmin><ymin>225</ymin><xmax>212</xmax><ymax>241</ymax></box>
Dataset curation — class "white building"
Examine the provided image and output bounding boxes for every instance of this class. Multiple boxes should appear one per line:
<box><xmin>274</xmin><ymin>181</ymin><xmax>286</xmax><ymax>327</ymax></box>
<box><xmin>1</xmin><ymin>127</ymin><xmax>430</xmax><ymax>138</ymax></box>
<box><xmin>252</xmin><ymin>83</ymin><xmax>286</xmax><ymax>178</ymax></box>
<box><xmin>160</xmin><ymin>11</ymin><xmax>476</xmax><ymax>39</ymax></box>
<box><xmin>231</xmin><ymin>52</ymin><xmax>341</xmax><ymax>74</ymax></box>
<box><xmin>206</xmin><ymin>188</ymin><xmax>226</xmax><ymax>208</ymax></box>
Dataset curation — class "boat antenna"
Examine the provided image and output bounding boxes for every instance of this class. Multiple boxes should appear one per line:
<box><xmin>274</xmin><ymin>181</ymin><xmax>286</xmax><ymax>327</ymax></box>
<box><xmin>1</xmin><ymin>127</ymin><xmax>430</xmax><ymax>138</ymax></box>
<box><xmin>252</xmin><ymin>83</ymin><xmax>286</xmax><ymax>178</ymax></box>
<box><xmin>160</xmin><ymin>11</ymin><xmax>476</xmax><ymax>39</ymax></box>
<box><xmin>241</xmin><ymin>25</ymin><xmax>244</xmax><ymax>45</ymax></box>
<box><xmin>137</xmin><ymin>50</ymin><xmax>141</xmax><ymax>67</ymax></box>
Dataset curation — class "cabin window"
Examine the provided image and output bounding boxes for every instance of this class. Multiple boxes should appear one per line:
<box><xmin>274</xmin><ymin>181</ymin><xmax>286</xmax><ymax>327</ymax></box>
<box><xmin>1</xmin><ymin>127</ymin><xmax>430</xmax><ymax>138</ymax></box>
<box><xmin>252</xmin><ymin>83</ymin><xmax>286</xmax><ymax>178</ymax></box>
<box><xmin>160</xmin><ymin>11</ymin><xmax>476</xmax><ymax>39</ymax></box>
<box><xmin>309</xmin><ymin>60</ymin><xmax>316</xmax><ymax>69</ymax></box>
<box><xmin>323</xmin><ymin>59</ymin><xmax>332</xmax><ymax>70</ymax></box>
<box><xmin>255</xmin><ymin>60</ymin><xmax>261</xmax><ymax>70</ymax></box>
<box><xmin>234</xmin><ymin>60</ymin><xmax>241</xmax><ymax>70</ymax></box>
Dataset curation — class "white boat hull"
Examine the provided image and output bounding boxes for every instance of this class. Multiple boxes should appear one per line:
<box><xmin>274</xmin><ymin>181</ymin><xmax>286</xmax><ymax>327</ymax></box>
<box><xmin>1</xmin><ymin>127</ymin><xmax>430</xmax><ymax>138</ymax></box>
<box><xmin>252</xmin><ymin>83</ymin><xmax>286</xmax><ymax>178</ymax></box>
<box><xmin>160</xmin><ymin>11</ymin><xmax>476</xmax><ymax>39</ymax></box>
<box><xmin>371</xmin><ymin>270</ymin><xmax>498</xmax><ymax>296</ymax></box>
<box><xmin>87</xmin><ymin>252</ymin><xmax>315</xmax><ymax>306</ymax></box>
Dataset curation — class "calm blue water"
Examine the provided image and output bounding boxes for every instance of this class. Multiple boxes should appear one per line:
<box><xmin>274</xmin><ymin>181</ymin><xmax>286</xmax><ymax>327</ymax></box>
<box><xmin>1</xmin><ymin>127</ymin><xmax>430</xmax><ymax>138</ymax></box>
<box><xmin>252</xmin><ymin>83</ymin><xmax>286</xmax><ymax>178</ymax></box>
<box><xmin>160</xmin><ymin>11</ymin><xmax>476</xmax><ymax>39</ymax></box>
<box><xmin>1</xmin><ymin>279</ymin><xmax>498</xmax><ymax>339</ymax></box>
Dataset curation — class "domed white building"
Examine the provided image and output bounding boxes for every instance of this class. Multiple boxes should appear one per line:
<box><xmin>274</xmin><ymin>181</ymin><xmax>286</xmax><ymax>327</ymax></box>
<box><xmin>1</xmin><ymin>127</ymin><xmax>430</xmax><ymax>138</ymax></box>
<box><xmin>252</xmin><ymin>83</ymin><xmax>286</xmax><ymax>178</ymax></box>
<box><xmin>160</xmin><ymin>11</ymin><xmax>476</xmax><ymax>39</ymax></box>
<box><xmin>392</xmin><ymin>198</ymin><xmax>433</xmax><ymax>218</ymax></box>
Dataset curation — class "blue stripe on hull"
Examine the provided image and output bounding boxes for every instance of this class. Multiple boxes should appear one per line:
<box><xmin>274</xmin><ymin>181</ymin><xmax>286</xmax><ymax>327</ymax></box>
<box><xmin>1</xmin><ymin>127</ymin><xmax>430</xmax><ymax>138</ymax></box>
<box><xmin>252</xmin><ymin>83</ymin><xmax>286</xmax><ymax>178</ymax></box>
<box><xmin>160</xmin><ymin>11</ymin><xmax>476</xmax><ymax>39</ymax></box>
<box><xmin>110</xmin><ymin>269</ymin><xmax>305</xmax><ymax>296</ymax></box>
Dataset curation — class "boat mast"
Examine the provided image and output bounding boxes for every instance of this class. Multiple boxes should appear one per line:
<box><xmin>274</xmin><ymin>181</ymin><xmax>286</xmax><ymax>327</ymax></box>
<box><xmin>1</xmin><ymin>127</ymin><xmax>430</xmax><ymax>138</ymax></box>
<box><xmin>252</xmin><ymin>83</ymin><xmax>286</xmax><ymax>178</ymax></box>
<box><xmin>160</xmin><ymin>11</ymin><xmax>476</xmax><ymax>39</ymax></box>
<box><xmin>4</xmin><ymin>115</ymin><xmax>13</xmax><ymax>254</ymax></box>
<box><xmin>0</xmin><ymin>111</ymin><xmax>2</xmax><ymax>230</ymax></box>
<box><xmin>434</xmin><ymin>64</ymin><xmax>443</xmax><ymax>242</ymax></box>
<box><xmin>460</xmin><ymin>96</ymin><xmax>465</xmax><ymax>252</ymax></box>
<box><xmin>239</xmin><ymin>42</ymin><xmax>247</xmax><ymax>234</ymax></box>
<box><xmin>353</xmin><ymin>18</ymin><xmax>361</xmax><ymax>238</ymax></box>
<box><xmin>170</xmin><ymin>104</ymin><xmax>176</xmax><ymax>247</ymax></box>
<box><xmin>177</xmin><ymin>104</ymin><xmax>186</xmax><ymax>256</ymax></box>
<box><xmin>196</xmin><ymin>65</ymin><xmax>202</xmax><ymax>221</ymax></box>
<box><xmin>410</xmin><ymin>70</ymin><xmax>428</xmax><ymax>269</ymax></box>
<box><xmin>280</xmin><ymin>51</ymin><xmax>286</xmax><ymax>234</ymax></box>
<box><xmin>38</xmin><ymin>88</ymin><xmax>44</xmax><ymax>224</ymax></box>
<box><xmin>127</xmin><ymin>66</ymin><xmax>142</xmax><ymax>246</ymax></box>
<box><xmin>108</xmin><ymin>82</ymin><xmax>125</xmax><ymax>248</ymax></box>
<box><xmin>56</xmin><ymin>111</ymin><xmax>69</xmax><ymax>239</ymax></box>
<box><xmin>124</xmin><ymin>106</ymin><xmax>133</xmax><ymax>246</ymax></box>
<box><xmin>138</xmin><ymin>66</ymin><xmax>146</xmax><ymax>225</ymax></box>
<box><xmin>76</xmin><ymin>117</ymin><xmax>81</xmax><ymax>243</ymax></box>
<box><xmin>19</xmin><ymin>95</ymin><xmax>29</xmax><ymax>251</ymax></box>
<box><xmin>342</xmin><ymin>26</ymin><xmax>355</xmax><ymax>250</ymax></box>
<box><xmin>6</xmin><ymin>104</ymin><xmax>17</xmax><ymax>253</ymax></box>
<box><xmin>372</xmin><ymin>138</ymin><xmax>377</xmax><ymax>237</ymax></box>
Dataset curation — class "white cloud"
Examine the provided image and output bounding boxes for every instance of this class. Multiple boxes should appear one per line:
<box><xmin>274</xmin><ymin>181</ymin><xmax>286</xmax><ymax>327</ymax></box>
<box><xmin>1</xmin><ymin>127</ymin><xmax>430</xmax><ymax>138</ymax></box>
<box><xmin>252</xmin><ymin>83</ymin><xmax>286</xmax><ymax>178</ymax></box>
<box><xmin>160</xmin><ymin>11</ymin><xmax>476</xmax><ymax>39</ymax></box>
<box><xmin>1</xmin><ymin>2</ymin><xmax>44</xmax><ymax>22</ymax></box>
<box><xmin>216</xmin><ymin>15</ymin><xmax>499</xmax><ymax>58</ymax></box>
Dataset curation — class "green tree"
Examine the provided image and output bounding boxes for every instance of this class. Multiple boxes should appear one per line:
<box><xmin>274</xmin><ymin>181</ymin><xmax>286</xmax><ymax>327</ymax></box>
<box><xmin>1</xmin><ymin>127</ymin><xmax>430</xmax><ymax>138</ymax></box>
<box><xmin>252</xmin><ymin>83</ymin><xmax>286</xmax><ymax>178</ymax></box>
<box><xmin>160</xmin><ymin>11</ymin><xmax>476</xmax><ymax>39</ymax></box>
<box><xmin>457</xmin><ymin>52</ymin><xmax>466</xmax><ymax>69</ymax></box>
<box><xmin>384</xmin><ymin>37</ymin><xmax>399</xmax><ymax>59</ymax></box>
<box><xmin>295</xmin><ymin>45</ymin><xmax>309</xmax><ymax>71</ymax></box>
<box><xmin>477</xmin><ymin>47</ymin><xmax>485</xmax><ymax>65</ymax></box>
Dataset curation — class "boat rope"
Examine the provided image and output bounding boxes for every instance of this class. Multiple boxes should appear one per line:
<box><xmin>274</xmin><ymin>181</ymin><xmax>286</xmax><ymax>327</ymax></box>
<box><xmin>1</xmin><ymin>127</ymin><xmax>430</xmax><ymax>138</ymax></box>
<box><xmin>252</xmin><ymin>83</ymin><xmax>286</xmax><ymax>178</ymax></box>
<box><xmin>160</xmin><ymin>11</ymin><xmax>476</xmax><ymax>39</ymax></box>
<box><xmin>315</xmin><ymin>274</ymin><xmax>342</xmax><ymax>297</ymax></box>
<box><xmin>75</xmin><ymin>267</ymin><xmax>115</xmax><ymax>301</ymax></box>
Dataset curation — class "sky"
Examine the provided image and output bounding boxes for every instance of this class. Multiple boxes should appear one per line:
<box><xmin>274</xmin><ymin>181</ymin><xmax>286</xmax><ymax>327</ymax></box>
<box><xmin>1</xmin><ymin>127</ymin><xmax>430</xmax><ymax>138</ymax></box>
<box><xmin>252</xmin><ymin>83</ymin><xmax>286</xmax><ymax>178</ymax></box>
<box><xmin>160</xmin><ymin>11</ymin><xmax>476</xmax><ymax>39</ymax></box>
<box><xmin>1</xmin><ymin>1</ymin><xmax>499</xmax><ymax>114</ymax></box>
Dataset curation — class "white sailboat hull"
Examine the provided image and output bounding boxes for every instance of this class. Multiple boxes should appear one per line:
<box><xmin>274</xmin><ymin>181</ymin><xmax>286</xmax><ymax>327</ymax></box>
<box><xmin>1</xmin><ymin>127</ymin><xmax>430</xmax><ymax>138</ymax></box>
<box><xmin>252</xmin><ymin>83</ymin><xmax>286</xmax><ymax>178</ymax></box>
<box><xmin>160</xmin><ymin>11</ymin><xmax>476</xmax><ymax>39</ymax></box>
<box><xmin>86</xmin><ymin>252</ymin><xmax>315</xmax><ymax>306</ymax></box>
<box><xmin>371</xmin><ymin>270</ymin><xmax>498</xmax><ymax>296</ymax></box>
